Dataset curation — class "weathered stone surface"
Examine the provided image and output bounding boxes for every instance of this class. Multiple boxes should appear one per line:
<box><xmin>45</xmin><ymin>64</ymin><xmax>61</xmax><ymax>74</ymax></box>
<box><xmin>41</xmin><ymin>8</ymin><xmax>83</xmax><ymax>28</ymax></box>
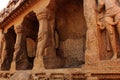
<box><xmin>26</xmin><ymin>38</ymin><xmax>36</xmax><ymax>57</ymax></box>
<box><xmin>56</xmin><ymin>0</ymin><xmax>86</xmax><ymax>68</ymax></box>
<box><xmin>9</xmin><ymin>72</ymin><xmax>32</xmax><ymax>80</ymax></box>
<box><xmin>0</xmin><ymin>0</ymin><xmax>120</xmax><ymax>79</ymax></box>
<box><xmin>97</xmin><ymin>0</ymin><xmax>120</xmax><ymax>60</ymax></box>
<box><xmin>84</xmin><ymin>0</ymin><xmax>100</xmax><ymax>64</ymax></box>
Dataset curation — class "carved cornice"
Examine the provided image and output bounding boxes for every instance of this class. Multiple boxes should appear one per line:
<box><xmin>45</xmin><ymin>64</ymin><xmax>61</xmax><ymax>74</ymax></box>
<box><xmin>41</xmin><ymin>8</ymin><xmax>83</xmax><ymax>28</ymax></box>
<box><xmin>0</xmin><ymin>0</ymin><xmax>56</xmax><ymax>29</ymax></box>
<box><xmin>0</xmin><ymin>0</ymin><xmax>39</xmax><ymax>28</ymax></box>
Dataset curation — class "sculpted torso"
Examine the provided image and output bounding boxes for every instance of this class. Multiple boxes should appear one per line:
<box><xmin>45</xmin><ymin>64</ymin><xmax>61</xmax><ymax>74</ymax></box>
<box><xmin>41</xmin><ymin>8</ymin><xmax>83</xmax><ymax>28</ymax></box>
<box><xmin>98</xmin><ymin>0</ymin><xmax>120</xmax><ymax>17</ymax></box>
<box><xmin>97</xmin><ymin>0</ymin><xmax>120</xmax><ymax>60</ymax></box>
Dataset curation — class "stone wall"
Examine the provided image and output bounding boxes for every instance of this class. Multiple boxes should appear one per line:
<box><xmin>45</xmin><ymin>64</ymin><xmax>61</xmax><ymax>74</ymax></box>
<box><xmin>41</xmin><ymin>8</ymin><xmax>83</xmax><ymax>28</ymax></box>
<box><xmin>56</xmin><ymin>0</ymin><xmax>86</xmax><ymax>68</ymax></box>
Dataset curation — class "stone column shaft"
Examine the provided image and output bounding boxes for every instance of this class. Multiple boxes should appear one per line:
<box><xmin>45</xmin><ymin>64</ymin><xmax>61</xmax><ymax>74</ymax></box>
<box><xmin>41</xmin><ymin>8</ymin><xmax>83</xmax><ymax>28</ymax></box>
<box><xmin>33</xmin><ymin>10</ymin><xmax>49</xmax><ymax>70</ymax></box>
<box><xmin>10</xmin><ymin>24</ymin><xmax>29</xmax><ymax>71</ymax></box>
<box><xmin>33</xmin><ymin>8</ymin><xmax>57</xmax><ymax>70</ymax></box>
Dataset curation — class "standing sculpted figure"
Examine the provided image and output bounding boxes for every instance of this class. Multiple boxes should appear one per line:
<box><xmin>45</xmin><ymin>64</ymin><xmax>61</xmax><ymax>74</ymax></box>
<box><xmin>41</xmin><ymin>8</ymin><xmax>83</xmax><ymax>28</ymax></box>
<box><xmin>97</xmin><ymin>0</ymin><xmax>120</xmax><ymax>59</ymax></box>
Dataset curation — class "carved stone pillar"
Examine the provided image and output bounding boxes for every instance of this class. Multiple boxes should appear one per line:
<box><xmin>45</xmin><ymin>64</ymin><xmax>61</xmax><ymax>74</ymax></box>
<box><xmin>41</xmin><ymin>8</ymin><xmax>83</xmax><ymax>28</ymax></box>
<box><xmin>0</xmin><ymin>29</ymin><xmax>5</xmax><ymax>70</ymax></box>
<box><xmin>84</xmin><ymin>0</ymin><xmax>100</xmax><ymax>64</ymax></box>
<box><xmin>0</xmin><ymin>29</ymin><xmax>3</xmax><ymax>55</ymax></box>
<box><xmin>0</xmin><ymin>32</ymin><xmax>7</xmax><ymax>70</ymax></box>
<box><xmin>33</xmin><ymin>8</ymin><xmax>58</xmax><ymax>70</ymax></box>
<box><xmin>10</xmin><ymin>24</ymin><xmax>29</xmax><ymax>71</ymax></box>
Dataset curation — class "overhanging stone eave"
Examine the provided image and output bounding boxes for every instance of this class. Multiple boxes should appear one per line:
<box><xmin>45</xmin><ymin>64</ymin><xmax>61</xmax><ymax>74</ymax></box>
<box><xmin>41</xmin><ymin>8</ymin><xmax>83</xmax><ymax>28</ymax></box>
<box><xmin>0</xmin><ymin>0</ymin><xmax>46</xmax><ymax>29</ymax></box>
<box><xmin>0</xmin><ymin>0</ymin><xmax>28</xmax><ymax>29</ymax></box>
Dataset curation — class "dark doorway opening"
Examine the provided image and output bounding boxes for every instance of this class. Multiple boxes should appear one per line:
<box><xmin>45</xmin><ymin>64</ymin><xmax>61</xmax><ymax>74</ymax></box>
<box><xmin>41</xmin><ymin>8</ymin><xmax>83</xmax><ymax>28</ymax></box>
<box><xmin>1</xmin><ymin>26</ymin><xmax>16</xmax><ymax>70</ymax></box>
<box><xmin>22</xmin><ymin>11</ymin><xmax>39</xmax><ymax>69</ymax></box>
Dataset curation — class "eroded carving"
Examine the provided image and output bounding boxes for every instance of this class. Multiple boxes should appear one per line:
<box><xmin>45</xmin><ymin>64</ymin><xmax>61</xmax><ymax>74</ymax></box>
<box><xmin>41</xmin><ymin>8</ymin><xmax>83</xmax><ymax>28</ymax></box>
<box><xmin>97</xmin><ymin>0</ymin><xmax>120</xmax><ymax>60</ymax></box>
<box><xmin>10</xmin><ymin>24</ymin><xmax>30</xmax><ymax>71</ymax></box>
<box><xmin>33</xmin><ymin>8</ymin><xmax>62</xmax><ymax>70</ymax></box>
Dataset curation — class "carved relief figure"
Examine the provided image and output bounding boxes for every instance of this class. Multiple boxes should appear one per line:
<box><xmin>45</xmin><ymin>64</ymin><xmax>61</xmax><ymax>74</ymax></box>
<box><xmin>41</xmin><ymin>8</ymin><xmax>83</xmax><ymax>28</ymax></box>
<box><xmin>97</xmin><ymin>12</ymin><xmax>118</xmax><ymax>59</ymax></box>
<box><xmin>97</xmin><ymin>0</ymin><xmax>119</xmax><ymax>59</ymax></box>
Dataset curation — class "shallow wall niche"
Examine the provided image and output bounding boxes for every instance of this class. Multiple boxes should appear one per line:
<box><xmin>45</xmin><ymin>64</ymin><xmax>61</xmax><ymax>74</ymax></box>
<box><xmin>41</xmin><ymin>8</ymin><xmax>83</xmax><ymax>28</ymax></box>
<box><xmin>22</xmin><ymin>11</ymin><xmax>39</xmax><ymax>69</ymax></box>
<box><xmin>56</xmin><ymin>0</ymin><xmax>86</xmax><ymax>68</ymax></box>
<box><xmin>1</xmin><ymin>26</ymin><xmax>16</xmax><ymax>70</ymax></box>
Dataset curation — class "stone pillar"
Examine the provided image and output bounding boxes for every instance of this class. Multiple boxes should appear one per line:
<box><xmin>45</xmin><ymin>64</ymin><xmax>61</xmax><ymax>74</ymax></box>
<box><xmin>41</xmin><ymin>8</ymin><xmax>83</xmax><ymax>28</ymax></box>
<box><xmin>0</xmin><ymin>32</ymin><xmax>7</xmax><ymax>70</ymax></box>
<box><xmin>84</xmin><ymin>0</ymin><xmax>100</xmax><ymax>64</ymax></box>
<box><xmin>33</xmin><ymin>8</ymin><xmax>58</xmax><ymax>70</ymax></box>
<box><xmin>10</xmin><ymin>24</ymin><xmax>29</xmax><ymax>71</ymax></box>
<box><xmin>0</xmin><ymin>29</ymin><xmax>4</xmax><ymax>70</ymax></box>
<box><xmin>0</xmin><ymin>29</ymin><xmax>3</xmax><ymax>55</ymax></box>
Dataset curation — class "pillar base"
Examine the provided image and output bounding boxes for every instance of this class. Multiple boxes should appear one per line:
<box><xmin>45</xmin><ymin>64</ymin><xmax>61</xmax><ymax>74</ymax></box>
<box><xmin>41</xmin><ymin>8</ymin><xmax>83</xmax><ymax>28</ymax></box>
<box><xmin>10</xmin><ymin>61</ymin><xmax>16</xmax><ymax>72</ymax></box>
<box><xmin>33</xmin><ymin>57</ymin><xmax>45</xmax><ymax>71</ymax></box>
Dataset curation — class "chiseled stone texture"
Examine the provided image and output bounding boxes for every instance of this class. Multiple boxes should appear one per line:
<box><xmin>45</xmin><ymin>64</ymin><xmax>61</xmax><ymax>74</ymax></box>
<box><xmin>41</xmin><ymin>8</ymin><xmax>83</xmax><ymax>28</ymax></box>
<box><xmin>56</xmin><ymin>0</ymin><xmax>86</xmax><ymax>68</ymax></box>
<box><xmin>9</xmin><ymin>72</ymin><xmax>32</xmax><ymax>80</ymax></box>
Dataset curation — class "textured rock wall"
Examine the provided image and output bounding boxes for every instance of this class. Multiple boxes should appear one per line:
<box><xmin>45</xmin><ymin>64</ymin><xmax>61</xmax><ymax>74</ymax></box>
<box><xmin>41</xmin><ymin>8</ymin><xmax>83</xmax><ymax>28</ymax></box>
<box><xmin>56</xmin><ymin>0</ymin><xmax>86</xmax><ymax>67</ymax></box>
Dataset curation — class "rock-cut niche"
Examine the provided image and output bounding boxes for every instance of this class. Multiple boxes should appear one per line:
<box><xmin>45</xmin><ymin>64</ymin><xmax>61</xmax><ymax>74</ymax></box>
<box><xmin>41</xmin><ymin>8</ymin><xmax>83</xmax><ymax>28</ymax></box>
<box><xmin>56</xmin><ymin>0</ymin><xmax>87</xmax><ymax>68</ymax></box>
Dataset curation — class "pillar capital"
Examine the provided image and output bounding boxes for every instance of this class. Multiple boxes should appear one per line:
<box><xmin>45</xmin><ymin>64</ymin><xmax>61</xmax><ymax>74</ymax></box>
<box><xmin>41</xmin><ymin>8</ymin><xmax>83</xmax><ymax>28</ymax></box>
<box><xmin>14</xmin><ymin>24</ymin><xmax>23</xmax><ymax>34</ymax></box>
<box><xmin>36</xmin><ymin>8</ymin><xmax>55</xmax><ymax>21</ymax></box>
<box><xmin>37</xmin><ymin>11</ymin><xmax>48</xmax><ymax>20</ymax></box>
